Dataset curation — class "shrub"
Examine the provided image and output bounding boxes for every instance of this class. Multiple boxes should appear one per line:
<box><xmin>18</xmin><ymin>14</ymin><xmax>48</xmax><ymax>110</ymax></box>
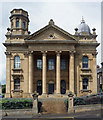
<box><xmin>64</xmin><ymin>99</ymin><xmax>68</xmax><ymax>111</ymax></box>
<box><xmin>1</xmin><ymin>98</ymin><xmax>33</xmax><ymax>110</ymax></box>
<box><xmin>74</xmin><ymin>97</ymin><xmax>86</xmax><ymax>106</ymax></box>
<box><xmin>2</xmin><ymin>85</ymin><xmax>6</xmax><ymax>94</ymax></box>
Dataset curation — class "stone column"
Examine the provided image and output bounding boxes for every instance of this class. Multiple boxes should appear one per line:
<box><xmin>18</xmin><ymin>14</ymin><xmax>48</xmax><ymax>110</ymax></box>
<box><xmin>56</xmin><ymin>51</ymin><xmax>61</xmax><ymax>94</ymax></box>
<box><xmin>42</xmin><ymin>51</ymin><xmax>47</xmax><ymax>94</ymax></box>
<box><xmin>5</xmin><ymin>52</ymin><xmax>11</xmax><ymax>98</ymax></box>
<box><xmin>92</xmin><ymin>53</ymin><xmax>97</xmax><ymax>93</ymax></box>
<box><xmin>75</xmin><ymin>53</ymin><xmax>80</xmax><ymax>96</ymax></box>
<box><xmin>69</xmin><ymin>51</ymin><xmax>75</xmax><ymax>93</ymax></box>
<box><xmin>29</xmin><ymin>51</ymin><xmax>33</xmax><ymax>94</ymax></box>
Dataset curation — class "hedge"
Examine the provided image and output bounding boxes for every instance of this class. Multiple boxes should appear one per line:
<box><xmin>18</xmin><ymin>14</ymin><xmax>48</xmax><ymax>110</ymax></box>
<box><xmin>64</xmin><ymin>94</ymin><xmax>103</xmax><ymax>110</ymax></box>
<box><xmin>0</xmin><ymin>98</ymin><xmax>42</xmax><ymax>112</ymax></box>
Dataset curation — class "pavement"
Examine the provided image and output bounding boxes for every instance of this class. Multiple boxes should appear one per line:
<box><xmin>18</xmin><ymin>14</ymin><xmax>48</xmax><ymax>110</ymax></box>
<box><xmin>1</xmin><ymin>110</ymin><xmax>103</xmax><ymax>120</ymax></box>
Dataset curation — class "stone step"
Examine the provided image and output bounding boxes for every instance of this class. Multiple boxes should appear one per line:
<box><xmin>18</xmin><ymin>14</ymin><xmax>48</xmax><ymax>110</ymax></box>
<box><xmin>39</xmin><ymin>98</ymin><xmax>67</xmax><ymax>113</ymax></box>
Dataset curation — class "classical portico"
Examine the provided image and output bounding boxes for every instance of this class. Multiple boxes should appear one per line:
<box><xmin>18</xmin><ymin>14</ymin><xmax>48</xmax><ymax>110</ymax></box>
<box><xmin>4</xmin><ymin>9</ymin><xmax>99</xmax><ymax>98</ymax></box>
<box><xmin>27</xmin><ymin>50</ymin><xmax>75</xmax><ymax>96</ymax></box>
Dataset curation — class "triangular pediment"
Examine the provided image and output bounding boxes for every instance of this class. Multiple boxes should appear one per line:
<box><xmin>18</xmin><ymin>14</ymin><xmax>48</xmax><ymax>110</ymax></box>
<box><xmin>25</xmin><ymin>20</ymin><xmax>77</xmax><ymax>41</ymax></box>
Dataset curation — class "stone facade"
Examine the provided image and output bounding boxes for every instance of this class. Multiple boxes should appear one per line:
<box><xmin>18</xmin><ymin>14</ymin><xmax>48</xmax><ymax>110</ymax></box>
<box><xmin>97</xmin><ymin>65</ymin><xmax>103</xmax><ymax>92</ymax></box>
<box><xmin>3</xmin><ymin>9</ymin><xmax>99</xmax><ymax>98</ymax></box>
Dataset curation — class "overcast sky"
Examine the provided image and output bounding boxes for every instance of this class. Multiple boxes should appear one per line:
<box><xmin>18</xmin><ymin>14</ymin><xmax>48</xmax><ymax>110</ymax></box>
<box><xmin>0</xmin><ymin>0</ymin><xmax>101</xmax><ymax>85</ymax></box>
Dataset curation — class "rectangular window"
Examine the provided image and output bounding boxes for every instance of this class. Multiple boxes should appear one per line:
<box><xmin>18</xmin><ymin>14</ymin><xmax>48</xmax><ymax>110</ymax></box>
<box><xmin>83</xmin><ymin>79</ymin><xmax>88</xmax><ymax>89</ymax></box>
<box><xmin>61</xmin><ymin>59</ymin><xmax>66</xmax><ymax>70</ymax></box>
<box><xmin>82</xmin><ymin>56</ymin><xmax>88</xmax><ymax>68</ymax></box>
<box><xmin>14</xmin><ymin>78</ymin><xmax>20</xmax><ymax>90</ymax></box>
<box><xmin>37</xmin><ymin>59</ymin><xmax>42</xmax><ymax>70</ymax></box>
<box><xmin>48</xmin><ymin>59</ymin><xmax>54</xmax><ymax>70</ymax></box>
<box><xmin>16</xmin><ymin>21</ymin><xmax>19</xmax><ymax>27</ymax></box>
<box><xmin>22</xmin><ymin>22</ymin><xmax>25</xmax><ymax>29</ymax></box>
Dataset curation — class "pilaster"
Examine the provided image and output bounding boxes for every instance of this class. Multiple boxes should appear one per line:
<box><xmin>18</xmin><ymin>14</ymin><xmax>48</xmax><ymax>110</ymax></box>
<box><xmin>92</xmin><ymin>52</ymin><xmax>97</xmax><ymax>93</ymax></box>
<box><xmin>5</xmin><ymin>52</ymin><xmax>11</xmax><ymax>98</ymax></box>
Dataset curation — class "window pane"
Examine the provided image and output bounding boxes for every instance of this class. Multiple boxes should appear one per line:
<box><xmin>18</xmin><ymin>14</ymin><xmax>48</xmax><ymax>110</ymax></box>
<box><xmin>48</xmin><ymin>59</ymin><xmax>54</xmax><ymax>70</ymax></box>
<box><xmin>83</xmin><ymin>78</ymin><xmax>88</xmax><ymax>89</ymax></box>
<box><xmin>22</xmin><ymin>22</ymin><xmax>25</xmax><ymax>29</ymax></box>
<box><xmin>82</xmin><ymin>56</ymin><xmax>88</xmax><ymax>68</ymax></box>
<box><xmin>16</xmin><ymin>21</ymin><xmax>19</xmax><ymax>27</ymax></box>
<box><xmin>14</xmin><ymin>78</ymin><xmax>20</xmax><ymax>90</ymax></box>
<box><xmin>61</xmin><ymin>59</ymin><xmax>66</xmax><ymax>70</ymax></box>
<box><xmin>37</xmin><ymin>59</ymin><xmax>42</xmax><ymax>70</ymax></box>
<box><xmin>14</xmin><ymin>56</ymin><xmax>20</xmax><ymax>68</ymax></box>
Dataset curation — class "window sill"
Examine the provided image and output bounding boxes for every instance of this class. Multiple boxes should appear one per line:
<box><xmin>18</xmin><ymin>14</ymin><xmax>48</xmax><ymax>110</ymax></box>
<box><xmin>12</xmin><ymin>90</ymin><xmax>23</xmax><ymax>93</ymax></box>
<box><xmin>81</xmin><ymin>68</ymin><xmax>91</xmax><ymax>71</ymax></box>
<box><xmin>80</xmin><ymin>89</ymin><xmax>92</xmax><ymax>93</ymax></box>
<box><xmin>12</xmin><ymin>68</ymin><xmax>22</xmax><ymax>71</ymax></box>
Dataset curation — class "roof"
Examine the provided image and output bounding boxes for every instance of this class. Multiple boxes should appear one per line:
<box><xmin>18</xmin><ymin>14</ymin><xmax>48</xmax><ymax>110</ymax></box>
<box><xmin>25</xmin><ymin>19</ymin><xmax>77</xmax><ymax>41</ymax></box>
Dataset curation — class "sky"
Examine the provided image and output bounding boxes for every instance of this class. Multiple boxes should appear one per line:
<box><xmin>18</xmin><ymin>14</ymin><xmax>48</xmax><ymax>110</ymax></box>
<box><xmin>0</xmin><ymin>0</ymin><xmax>102</xmax><ymax>85</ymax></box>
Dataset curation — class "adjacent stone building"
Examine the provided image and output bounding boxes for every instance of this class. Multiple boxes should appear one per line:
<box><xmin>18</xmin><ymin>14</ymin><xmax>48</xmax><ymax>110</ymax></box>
<box><xmin>97</xmin><ymin>65</ymin><xmax>103</xmax><ymax>92</ymax></box>
<box><xmin>3</xmin><ymin>9</ymin><xmax>99</xmax><ymax>98</ymax></box>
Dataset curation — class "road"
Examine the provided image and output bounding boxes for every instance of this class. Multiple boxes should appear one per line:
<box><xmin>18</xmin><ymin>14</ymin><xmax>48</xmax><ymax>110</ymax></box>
<box><xmin>1</xmin><ymin>110</ymin><xmax>103</xmax><ymax>120</ymax></box>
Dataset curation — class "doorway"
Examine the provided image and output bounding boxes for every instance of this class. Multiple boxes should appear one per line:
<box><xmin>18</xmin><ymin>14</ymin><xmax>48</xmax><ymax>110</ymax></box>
<box><xmin>61</xmin><ymin>80</ymin><xmax>66</xmax><ymax>94</ymax></box>
<box><xmin>37</xmin><ymin>80</ymin><xmax>42</xmax><ymax>95</ymax></box>
<box><xmin>48</xmin><ymin>82</ymin><xmax>54</xmax><ymax>94</ymax></box>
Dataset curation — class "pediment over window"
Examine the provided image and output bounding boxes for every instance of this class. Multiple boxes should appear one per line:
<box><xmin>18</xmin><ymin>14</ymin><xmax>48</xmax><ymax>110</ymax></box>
<box><xmin>25</xmin><ymin>19</ymin><xmax>77</xmax><ymax>42</ymax></box>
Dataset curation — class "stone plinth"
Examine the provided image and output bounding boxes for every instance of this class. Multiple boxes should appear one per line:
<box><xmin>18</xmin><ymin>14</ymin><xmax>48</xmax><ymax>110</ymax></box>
<box><xmin>68</xmin><ymin>91</ymin><xmax>74</xmax><ymax>113</ymax></box>
<box><xmin>32</xmin><ymin>91</ymin><xmax>39</xmax><ymax>114</ymax></box>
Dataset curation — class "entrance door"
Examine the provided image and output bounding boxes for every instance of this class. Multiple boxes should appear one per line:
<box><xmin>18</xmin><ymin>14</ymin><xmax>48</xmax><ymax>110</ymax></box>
<box><xmin>61</xmin><ymin>80</ymin><xmax>66</xmax><ymax>94</ymax></box>
<box><xmin>37</xmin><ymin>80</ymin><xmax>42</xmax><ymax>95</ymax></box>
<box><xmin>48</xmin><ymin>83</ymin><xmax>54</xmax><ymax>94</ymax></box>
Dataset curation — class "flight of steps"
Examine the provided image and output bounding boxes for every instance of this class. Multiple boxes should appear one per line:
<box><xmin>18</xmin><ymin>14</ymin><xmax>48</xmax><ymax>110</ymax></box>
<box><xmin>39</xmin><ymin>96</ymin><xmax>68</xmax><ymax>113</ymax></box>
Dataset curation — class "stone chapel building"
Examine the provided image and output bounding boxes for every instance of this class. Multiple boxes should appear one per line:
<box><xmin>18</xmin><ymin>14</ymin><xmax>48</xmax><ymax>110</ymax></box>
<box><xmin>3</xmin><ymin>9</ymin><xmax>99</xmax><ymax>98</ymax></box>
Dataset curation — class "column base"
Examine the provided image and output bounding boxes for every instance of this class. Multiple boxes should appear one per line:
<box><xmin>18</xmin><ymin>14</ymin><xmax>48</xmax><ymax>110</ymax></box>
<box><xmin>40</xmin><ymin>93</ymin><xmax>48</xmax><ymax>98</ymax></box>
<box><xmin>55</xmin><ymin>93</ymin><xmax>62</xmax><ymax>97</ymax></box>
<box><xmin>5</xmin><ymin>93</ymin><xmax>11</xmax><ymax>98</ymax></box>
<box><xmin>23</xmin><ymin>93</ymin><xmax>32</xmax><ymax>98</ymax></box>
<box><xmin>68</xmin><ymin>108</ymin><xmax>75</xmax><ymax>113</ymax></box>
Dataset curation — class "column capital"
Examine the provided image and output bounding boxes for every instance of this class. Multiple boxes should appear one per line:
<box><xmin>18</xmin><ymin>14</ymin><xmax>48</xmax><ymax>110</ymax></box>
<box><xmin>24</xmin><ymin>52</ymin><xmax>29</xmax><ymax>57</ymax></box>
<box><xmin>5</xmin><ymin>52</ymin><xmax>12</xmax><ymax>57</ymax></box>
<box><xmin>28</xmin><ymin>51</ymin><xmax>33</xmax><ymax>55</ymax></box>
<box><xmin>5</xmin><ymin>51</ymin><xmax>11</xmax><ymax>55</ymax></box>
<box><xmin>92</xmin><ymin>52</ymin><xmax>98</xmax><ymax>57</ymax></box>
<box><xmin>56</xmin><ymin>51</ymin><xmax>62</xmax><ymax>55</ymax></box>
<box><xmin>69</xmin><ymin>51</ymin><xmax>76</xmax><ymax>55</ymax></box>
<box><xmin>41</xmin><ymin>51</ymin><xmax>47</xmax><ymax>55</ymax></box>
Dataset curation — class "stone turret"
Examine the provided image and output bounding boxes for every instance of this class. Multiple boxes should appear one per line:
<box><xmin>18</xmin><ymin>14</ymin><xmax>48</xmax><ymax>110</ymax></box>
<box><xmin>9</xmin><ymin>9</ymin><xmax>29</xmax><ymax>35</ymax></box>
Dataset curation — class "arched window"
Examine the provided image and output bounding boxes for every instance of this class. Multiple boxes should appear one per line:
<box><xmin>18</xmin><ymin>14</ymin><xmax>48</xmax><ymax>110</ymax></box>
<box><xmin>22</xmin><ymin>22</ymin><xmax>25</xmax><ymax>29</ymax></box>
<box><xmin>16</xmin><ymin>20</ymin><xmax>19</xmax><ymax>27</ymax></box>
<box><xmin>82</xmin><ymin>56</ymin><xmax>88</xmax><ymax>68</ymax></box>
<box><xmin>14</xmin><ymin>56</ymin><xmax>20</xmax><ymax>68</ymax></box>
<box><xmin>14</xmin><ymin>78</ymin><xmax>20</xmax><ymax>90</ymax></box>
<box><xmin>82</xmin><ymin>78</ymin><xmax>88</xmax><ymax>90</ymax></box>
<box><xmin>61</xmin><ymin>80</ymin><xmax>66</xmax><ymax>94</ymax></box>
